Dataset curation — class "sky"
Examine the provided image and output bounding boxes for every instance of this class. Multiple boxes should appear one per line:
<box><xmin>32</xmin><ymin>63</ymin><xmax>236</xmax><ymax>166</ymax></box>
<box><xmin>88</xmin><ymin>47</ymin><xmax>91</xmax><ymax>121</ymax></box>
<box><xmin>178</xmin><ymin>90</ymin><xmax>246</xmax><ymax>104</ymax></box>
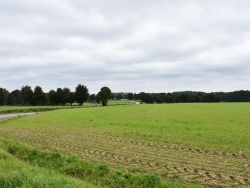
<box><xmin>1</xmin><ymin>0</ymin><xmax>250</xmax><ymax>94</ymax></box>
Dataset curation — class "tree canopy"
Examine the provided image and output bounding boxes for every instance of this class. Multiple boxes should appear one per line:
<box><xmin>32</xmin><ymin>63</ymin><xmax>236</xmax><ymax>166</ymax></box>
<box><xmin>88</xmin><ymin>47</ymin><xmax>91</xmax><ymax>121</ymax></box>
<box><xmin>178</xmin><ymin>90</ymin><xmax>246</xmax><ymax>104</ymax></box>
<box><xmin>0</xmin><ymin>88</ymin><xmax>5</xmax><ymax>106</ymax></box>
<box><xmin>33</xmin><ymin>86</ymin><xmax>47</xmax><ymax>105</ymax></box>
<box><xmin>75</xmin><ymin>84</ymin><xmax>89</xmax><ymax>105</ymax></box>
<box><xmin>21</xmin><ymin>85</ymin><xmax>34</xmax><ymax>105</ymax></box>
<box><xmin>1</xmin><ymin>84</ymin><xmax>250</xmax><ymax>106</ymax></box>
<box><xmin>97</xmin><ymin>86</ymin><xmax>111</xmax><ymax>106</ymax></box>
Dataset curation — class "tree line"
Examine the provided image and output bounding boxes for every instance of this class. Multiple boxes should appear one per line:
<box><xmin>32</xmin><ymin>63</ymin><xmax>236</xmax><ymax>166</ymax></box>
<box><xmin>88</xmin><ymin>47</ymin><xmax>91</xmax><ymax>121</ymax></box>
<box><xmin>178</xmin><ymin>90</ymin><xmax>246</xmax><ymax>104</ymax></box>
<box><xmin>110</xmin><ymin>90</ymin><xmax>250</xmax><ymax>103</ymax></box>
<box><xmin>1</xmin><ymin>86</ymin><xmax>250</xmax><ymax>106</ymax></box>
<box><xmin>0</xmin><ymin>85</ymin><xmax>111</xmax><ymax>106</ymax></box>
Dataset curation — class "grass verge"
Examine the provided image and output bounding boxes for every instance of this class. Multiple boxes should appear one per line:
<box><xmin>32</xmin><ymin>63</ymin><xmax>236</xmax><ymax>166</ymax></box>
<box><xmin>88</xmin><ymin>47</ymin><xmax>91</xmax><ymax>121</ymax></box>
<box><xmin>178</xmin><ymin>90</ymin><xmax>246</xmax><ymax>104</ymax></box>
<box><xmin>0</xmin><ymin>144</ymin><xmax>98</xmax><ymax>187</ymax></box>
<box><xmin>0</xmin><ymin>139</ymin><xmax>203</xmax><ymax>188</ymax></box>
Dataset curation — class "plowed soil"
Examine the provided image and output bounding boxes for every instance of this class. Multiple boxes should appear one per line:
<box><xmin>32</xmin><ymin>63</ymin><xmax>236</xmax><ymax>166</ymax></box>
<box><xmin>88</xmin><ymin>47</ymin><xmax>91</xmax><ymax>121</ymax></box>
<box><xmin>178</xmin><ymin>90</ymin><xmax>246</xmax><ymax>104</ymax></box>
<box><xmin>1</xmin><ymin>127</ymin><xmax>249</xmax><ymax>187</ymax></box>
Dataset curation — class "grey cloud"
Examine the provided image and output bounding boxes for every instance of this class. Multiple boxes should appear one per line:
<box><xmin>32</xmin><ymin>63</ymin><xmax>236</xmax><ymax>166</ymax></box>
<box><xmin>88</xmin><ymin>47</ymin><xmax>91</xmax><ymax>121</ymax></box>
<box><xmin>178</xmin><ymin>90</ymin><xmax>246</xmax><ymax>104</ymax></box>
<box><xmin>1</xmin><ymin>0</ymin><xmax>250</xmax><ymax>93</ymax></box>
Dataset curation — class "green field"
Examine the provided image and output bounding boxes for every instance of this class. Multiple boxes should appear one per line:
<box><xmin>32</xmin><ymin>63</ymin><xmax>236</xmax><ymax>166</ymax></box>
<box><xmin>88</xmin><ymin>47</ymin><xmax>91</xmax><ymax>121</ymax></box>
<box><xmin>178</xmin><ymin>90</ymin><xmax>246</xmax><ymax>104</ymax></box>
<box><xmin>0</xmin><ymin>105</ymin><xmax>87</xmax><ymax>113</ymax></box>
<box><xmin>0</xmin><ymin>100</ymin><xmax>132</xmax><ymax>114</ymax></box>
<box><xmin>0</xmin><ymin>103</ymin><xmax>250</xmax><ymax>187</ymax></box>
<box><xmin>0</xmin><ymin>100</ymin><xmax>132</xmax><ymax>110</ymax></box>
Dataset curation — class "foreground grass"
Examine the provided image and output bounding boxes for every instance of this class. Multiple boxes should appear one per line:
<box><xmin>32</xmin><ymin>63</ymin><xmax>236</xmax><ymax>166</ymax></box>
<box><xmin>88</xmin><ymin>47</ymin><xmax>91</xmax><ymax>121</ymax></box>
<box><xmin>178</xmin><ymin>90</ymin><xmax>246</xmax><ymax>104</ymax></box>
<box><xmin>0</xmin><ymin>139</ymin><xmax>202</xmax><ymax>188</ymax></box>
<box><xmin>0</xmin><ymin>141</ymin><xmax>98</xmax><ymax>188</ymax></box>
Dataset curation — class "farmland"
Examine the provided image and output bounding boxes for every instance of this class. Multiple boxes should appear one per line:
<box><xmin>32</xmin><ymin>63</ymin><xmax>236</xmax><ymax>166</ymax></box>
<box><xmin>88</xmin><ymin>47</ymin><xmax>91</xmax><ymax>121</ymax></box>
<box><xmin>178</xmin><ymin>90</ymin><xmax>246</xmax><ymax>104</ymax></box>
<box><xmin>0</xmin><ymin>100</ymin><xmax>132</xmax><ymax>114</ymax></box>
<box><xmin>0</xmin><ymin>103</ymin><xmax>250</xmax><ymax>187</ymax></box>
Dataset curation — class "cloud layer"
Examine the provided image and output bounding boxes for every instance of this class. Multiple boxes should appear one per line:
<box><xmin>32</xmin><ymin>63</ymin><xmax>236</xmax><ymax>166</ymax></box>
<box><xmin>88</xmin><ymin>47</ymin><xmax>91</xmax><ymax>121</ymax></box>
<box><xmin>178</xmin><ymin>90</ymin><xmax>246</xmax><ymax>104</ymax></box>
<box><xmin>1</xmin><ymin>0</ymin><xmax>250</xmax><ymax>93</ymax></box>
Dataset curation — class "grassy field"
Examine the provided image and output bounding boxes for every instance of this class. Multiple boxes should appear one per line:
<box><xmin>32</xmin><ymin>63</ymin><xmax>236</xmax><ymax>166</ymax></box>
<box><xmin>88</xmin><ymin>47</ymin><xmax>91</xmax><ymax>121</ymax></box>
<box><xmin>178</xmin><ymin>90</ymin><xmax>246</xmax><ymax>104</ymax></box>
<box><xmin>84</xmin><ymin>99</ymin><xmax>134</xmax><ymax>106</ymax></box>
<box><xmin>0</xmin><ymin>106</ymin><xmax>79</xmax><ymax>112</ymax></box>
<box><xmin>0</xmin><ymin>100</ymin><xmax>132</xmax><ymax>115</ymax></box>
<box><xmin>0</xmin><ymin>103</ymin><xmax>249</xmax><ymax>187</ymax></box>
<box><xmin>0</xmin><ymin>100</ymin><xmax>132</xmax><ymax>113</ymax></box>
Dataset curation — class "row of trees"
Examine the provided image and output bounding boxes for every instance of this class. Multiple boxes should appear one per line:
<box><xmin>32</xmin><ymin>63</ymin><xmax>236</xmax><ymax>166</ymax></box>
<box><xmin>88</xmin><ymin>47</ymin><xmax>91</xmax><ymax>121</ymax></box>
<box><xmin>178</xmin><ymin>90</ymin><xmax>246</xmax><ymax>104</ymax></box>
<box><xmin>0</xmin><ymin>85</ymin><xmax>111</xmax><ymax>106</ymax></box>
<box><xmin>1</xmin><ymin>86</ymin><xmax>250</xmax><ymax>106</ymax></box>
<box><xmin>110</xmin><ymin>90</ymin><xmax>250</xmax><ymax>103</ymax></box>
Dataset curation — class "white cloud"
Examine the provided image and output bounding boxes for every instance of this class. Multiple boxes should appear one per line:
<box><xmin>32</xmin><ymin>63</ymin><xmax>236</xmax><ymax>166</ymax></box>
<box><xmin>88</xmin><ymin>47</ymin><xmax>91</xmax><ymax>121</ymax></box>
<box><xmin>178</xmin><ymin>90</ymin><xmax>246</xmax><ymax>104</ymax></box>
<box><xmin>0</xmin><ymin>0</ymin><xmax>250</xmax><ymax>93</ymax></box>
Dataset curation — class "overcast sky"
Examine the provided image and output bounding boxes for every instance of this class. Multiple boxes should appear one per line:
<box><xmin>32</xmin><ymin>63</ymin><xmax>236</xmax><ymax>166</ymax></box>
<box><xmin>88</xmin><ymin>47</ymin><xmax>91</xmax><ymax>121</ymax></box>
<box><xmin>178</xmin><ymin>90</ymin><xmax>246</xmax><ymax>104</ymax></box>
<box><xmin>1</xmin><ymin>0</ymin><xmax>250</xmax><ymax>94</ymax></box>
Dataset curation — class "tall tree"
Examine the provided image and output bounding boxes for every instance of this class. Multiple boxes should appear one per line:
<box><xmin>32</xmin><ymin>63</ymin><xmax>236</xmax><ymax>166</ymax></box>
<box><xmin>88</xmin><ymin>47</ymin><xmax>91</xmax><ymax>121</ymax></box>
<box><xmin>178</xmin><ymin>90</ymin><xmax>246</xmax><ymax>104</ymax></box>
<box><xmin>62</xmin><ymin>88</ymin><xmax>75</xmax><ymax>105</ymax></box>
<box><xmin>7</xmin><ymin>89</ymin><xmax>23</xmax><ymax>105</ymax></box>
<box><xmin>21</xmin><ymin>85</ymin><xmax>34</xmax><ymax>105</ymax></box>
<box><xmin>56</xmin><ymin>88</ymin><xmax>64</xmax><ymax>105</ymax></box>
<box><xmin>48</xmin><ymin>90</ymin><xmax>57</xmax><ymax>105</ymax></box>
<box><xmin>0</xmin><ymin>88</ymin><xmax>5</xmax><ymax>105</ymax></box>
<box><xmin>89</xmin><ymin>94</ymin><xmax>96</xmax><ymax>102</ymax></box>
<box><xmin>97</xmin><ymin>86</ymin><xmax>111</xmax><ymax>106</ymax></box>
<box><xmin>75</xmin><ymin>84</ymin><xmax>89</xmax><ymax>105</ymax></box>
<box><xmin>68</xmin><ymin>92</ymin><xmax>75</xmax><ymax>105</ymax></box>
<box><xmin>127</xmin><ymin>93</ymin><xmax>134</xmax><ymax>100</ymax></box>
<box><xmin>3</xmin><ymin>88</ymin><xmax>9</xmax><ymax>105</ymax></box>
<box><xmin>139</xmin><ymin>92</ymin><xmax>154</xmax><ymax>104</ymax></box>
<box><xmin>33</xmin><ymin>86</ymin><xmax>47</xmax><ymax>105</ymax></box>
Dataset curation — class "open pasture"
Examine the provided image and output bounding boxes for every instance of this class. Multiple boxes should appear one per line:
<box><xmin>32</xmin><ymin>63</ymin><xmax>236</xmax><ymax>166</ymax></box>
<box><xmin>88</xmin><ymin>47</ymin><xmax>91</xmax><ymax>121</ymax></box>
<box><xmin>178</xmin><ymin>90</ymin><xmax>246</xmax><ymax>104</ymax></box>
<box><xmin>0</xmin><ymin>103</ymin><xmax>250</xmax><ymax>187</ymax></box>
<box><xmin>0</xmin><ymin>100</ymin><xmax>132</xmax><ymax>113</ymax></box>
<box><xmin>0</xmin><ymin>105</ymin><xmax>80</xmax><ymax>114</ymax></box>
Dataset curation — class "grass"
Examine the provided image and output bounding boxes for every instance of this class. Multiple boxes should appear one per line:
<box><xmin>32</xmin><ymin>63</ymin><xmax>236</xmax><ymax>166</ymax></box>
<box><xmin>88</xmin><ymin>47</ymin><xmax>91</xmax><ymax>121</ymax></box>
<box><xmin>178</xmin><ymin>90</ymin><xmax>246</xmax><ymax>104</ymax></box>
<box><xmin>108</xmin><ymin>99</ymin><xmax>134</xmax><ymax>105</ymax></box>
<box><xmin>0</xmin><ymin>139</ymin><xmax>202</xmax><ymax>188</ymax></box>
<box><xmin>84</xmin><ymin>99</ymin><xmax>134</xmax><ymax>106</ymax></box>
<box><xmin>0</xmin><ymin>100</ymin><xmax>132</xmax><ymax>114</ymax></box>
<box><xmin>3</xmin><ymin>103</ymin><xmax>249</xmax><ymax>151</ymax></box>
<box><xmin>0</xmin><ymin>106</ymin><xmax>81</xmax><ymax>115</ymax></box>
<box><xmin>0</xmin><ymin>106</ymin><xmax>73</xmax><ymax>111</ymax></box>
<box><xmin>0</xmin><ymin>103</ymin><xmax>249</xmax><ymax>187</ymax></box>
<box><xmin>0</xmin><ymin>141</ymin><xmax>98</xmax><ymax>188</ymax></box>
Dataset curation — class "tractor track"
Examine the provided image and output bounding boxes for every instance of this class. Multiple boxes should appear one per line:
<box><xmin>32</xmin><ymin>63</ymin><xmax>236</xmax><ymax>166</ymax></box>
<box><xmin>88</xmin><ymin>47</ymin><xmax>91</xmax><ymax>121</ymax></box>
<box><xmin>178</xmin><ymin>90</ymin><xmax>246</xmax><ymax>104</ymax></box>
<box><xmin>1</xmin><ymin>127</ymin><xmax>249</xmax><ymax>187</ymax></box>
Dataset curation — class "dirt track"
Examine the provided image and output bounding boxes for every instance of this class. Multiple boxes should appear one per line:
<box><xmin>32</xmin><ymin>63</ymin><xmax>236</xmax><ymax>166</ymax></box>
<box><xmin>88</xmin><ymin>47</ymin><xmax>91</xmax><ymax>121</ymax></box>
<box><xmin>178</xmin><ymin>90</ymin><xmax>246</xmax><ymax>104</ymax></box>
<box><xmin>1</xmin><ymin>127</ymin><xmax>250</xmax><ymax>187</ymax></box>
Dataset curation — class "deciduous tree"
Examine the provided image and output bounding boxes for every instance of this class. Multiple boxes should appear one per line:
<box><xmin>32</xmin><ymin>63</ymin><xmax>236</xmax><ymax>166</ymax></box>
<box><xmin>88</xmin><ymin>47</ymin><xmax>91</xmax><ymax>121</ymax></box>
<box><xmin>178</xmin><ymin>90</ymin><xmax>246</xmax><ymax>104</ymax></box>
<box><xmin>21</xmin><ymin>85</ymin><xmax>34</xmax><ymax>105</ymax></box>
<box><xmin>33</xmin><ymin>86</ymin><xmax>47</xmax><ymax>105</ymax></box>
<box><xmin>97</xmin><ymin>86</ymin><xmax>111</xmax><ymax>106</ymax></box>
<box><xmin>75</xmin><ymin>84</ymin><xmax>89</xmax><ymax>105</ymax></box>
<box><xmin>0</xmin><ymin>88</ymin><xmax>5</xmax><ymax>105</ymax></box>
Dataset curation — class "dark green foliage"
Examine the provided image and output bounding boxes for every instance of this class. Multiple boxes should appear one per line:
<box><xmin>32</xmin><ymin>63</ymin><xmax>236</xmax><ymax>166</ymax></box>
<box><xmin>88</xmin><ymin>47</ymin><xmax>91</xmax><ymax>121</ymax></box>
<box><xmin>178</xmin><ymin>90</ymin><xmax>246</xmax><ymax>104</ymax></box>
<box><xmin>227</xmin><ymin>90</ymin><xmax>250</xmax><ymax>102</ymax></box>
<box><xmin>56</xmin><ymin>88</ymin><xmax>64</xmax><ymax>105</ymax></box>
<box><xmin>0</xmin><ymin>88</ymin><xmax>5</xmax><ymax>106</ymax></box>
<box><xmin>154</xmin><ymin>96</ymin><xmax>164</xmax><ymax>103</ymax></box>
<box><xmin>97</xmin><ymin>86</ymin><xmax>111</xmax><ymax>106</ymax></box>
<box><xmin>139</xmin><ymin>92</ymin><xmax>154</xmax><ymax>104</ymax></box>
<box><xmin>3</xmin><ymin>84</ymin><xmax>250</xmax><ymax>105</ymax></box>
<box><xmin>89</xmin><ymin>94</ymin><xmax>96</xmax><ymax>102</ymax></box>
<box><xmin>6</xmin><ymin>90</ymin><xmax>23</xmax><ymax>105</ymax></box>
<box><xmin>21</xmin><ymin>85</ymin><xmax>34</xmax><ymax>105</ymax></box>
<box><xmin>48</xmin><ymin>90</ymin><xmax>57</xmax><ymax>105</ymax></box>
<box><xmin>63</xmin><ymin>88</ymin><xmax>75</xmax><ymax>105</ymax></box>
<box><xmin>0</xmin><ymin>88</ymin><xmax>9</xmax><ymax>105</ymax></box>
<box><xmin>33</xmin><ymin>86</ymin><xmax>47</xmax><ymax>105</ymax></box>
<box><xmin>68</xmin><ymin>92</ymin><xmax>75</xmax><ymax>105</ymax></box>
<box><xmin>75</xmin><ymin>84</ymin><xmax>89</xmax><ymax>105</ymax></box>
<box><xmin>109</xmin><ymin>90</ymin><xmax>250</xmax><ymax>103</ymax></box>
<box><xmin>203</xmin><ymin>93</ymin><xmax>221</xmax><ymax>102</ymax></box>
<box><xmin>127</xmin><ymin>92</ymin><xmax>134</xmax><ymax>100</ymax></box>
